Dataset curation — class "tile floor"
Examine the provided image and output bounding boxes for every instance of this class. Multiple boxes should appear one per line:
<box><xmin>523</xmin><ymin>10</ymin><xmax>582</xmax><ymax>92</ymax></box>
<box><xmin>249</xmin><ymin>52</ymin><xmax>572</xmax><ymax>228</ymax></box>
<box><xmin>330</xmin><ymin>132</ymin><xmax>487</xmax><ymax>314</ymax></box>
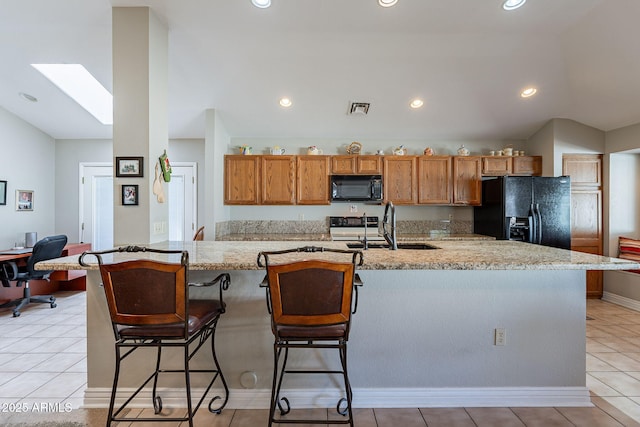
<box><xmin>3</xmin><ymin>293</ymin><xmax>640</xmax><ymax>425</ymax></box>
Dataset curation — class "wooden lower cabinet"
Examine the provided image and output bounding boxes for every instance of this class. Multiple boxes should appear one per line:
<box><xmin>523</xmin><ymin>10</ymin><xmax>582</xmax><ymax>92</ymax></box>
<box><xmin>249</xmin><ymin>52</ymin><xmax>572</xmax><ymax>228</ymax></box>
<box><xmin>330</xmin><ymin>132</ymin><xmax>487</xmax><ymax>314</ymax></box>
<box><xmin>297</xmin><ymin>156</ymin><xmax>330</xmax><ymax>204</ymax></box>
<box><xmin>418</xmin><ymin>156</ymin><xmax>452</xmax><ymax>204</ymax></box>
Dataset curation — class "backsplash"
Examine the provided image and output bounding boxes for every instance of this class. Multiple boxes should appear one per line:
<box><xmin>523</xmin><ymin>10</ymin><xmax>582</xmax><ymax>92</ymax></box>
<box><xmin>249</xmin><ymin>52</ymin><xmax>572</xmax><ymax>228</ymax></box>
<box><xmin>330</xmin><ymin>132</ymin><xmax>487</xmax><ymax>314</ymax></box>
<box><xmin>215</xmin><ymin>219</ymin><xmax>472</xmax><ymax>238</ymax></box>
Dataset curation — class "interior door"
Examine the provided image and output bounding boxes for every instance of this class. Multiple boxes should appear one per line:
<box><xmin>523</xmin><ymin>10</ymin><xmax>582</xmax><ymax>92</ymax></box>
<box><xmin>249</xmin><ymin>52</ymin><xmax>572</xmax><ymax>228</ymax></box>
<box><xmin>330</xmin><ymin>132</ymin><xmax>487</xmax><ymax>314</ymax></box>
<box><xmin>80</xmin><ymin>162</ymin><xmax>197</xmax><ymax>248</ymax></box>
<box><xmin>79</xmin><ymin>163</ymin><xmax>113</xmax><ymax>251</ymax></box>
<box><xmin>168</xmin><ymin>163</ymin><xmax>197</xmax><ymax>241</ymax></box>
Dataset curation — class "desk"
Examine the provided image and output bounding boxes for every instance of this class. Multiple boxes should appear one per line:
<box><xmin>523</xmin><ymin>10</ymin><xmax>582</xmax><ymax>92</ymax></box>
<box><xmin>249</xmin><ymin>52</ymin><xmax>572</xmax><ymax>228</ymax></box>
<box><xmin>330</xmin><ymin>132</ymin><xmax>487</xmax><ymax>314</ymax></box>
<box><xmin>0</xmin><ymin>243</ymin><xmax>91</xmax><ymax>302</ymax></box>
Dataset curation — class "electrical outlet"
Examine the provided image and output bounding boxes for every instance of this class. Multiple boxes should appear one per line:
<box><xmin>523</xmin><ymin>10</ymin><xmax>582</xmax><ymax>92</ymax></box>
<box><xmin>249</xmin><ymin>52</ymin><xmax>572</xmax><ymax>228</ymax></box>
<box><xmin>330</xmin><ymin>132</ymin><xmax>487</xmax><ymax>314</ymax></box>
<box><xmin>495</xmin><ymin>328</ymin><xmax>506</xmax><ymax>346</ymax></box>
<box><xmin>153</xmin><ymin>222</ymin><xmax>163</xmax><ymax>234</ymax></box>
<box><xmin>350</xmin><ymin>204</ymin><xmax>357</xmax><ymax>213</ymax></box>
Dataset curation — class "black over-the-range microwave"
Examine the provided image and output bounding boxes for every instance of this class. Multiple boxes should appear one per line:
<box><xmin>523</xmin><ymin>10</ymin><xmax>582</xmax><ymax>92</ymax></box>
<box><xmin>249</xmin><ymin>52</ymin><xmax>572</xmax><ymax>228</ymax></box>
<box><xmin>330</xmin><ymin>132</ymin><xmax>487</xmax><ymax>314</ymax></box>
<box><xmin>330</xmin><ymin>175</ymin><xmax>383</xmax><ymax>202</ymax></box>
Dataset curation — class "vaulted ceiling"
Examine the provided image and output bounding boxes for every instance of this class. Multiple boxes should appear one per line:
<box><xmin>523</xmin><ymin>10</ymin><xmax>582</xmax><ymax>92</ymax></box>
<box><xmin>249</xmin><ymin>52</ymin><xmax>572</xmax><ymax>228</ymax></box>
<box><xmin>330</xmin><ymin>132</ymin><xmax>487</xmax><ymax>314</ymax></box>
<box><xmin>1</xmin><ymin>0</ymin><xmax>639</xmax><ymax>142</ymax></box>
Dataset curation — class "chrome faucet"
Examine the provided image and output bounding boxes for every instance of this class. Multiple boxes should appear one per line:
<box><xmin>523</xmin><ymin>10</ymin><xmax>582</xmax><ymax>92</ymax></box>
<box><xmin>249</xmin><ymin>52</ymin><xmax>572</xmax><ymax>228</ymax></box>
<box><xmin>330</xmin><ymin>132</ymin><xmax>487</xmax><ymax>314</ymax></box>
<box><xmin>382</xmin><ymin>201</ymin><xmax>397</xmax><ymax>250</ymax></box>
<box><xmin>360</xmin><ymin>212</ymin><xmax>368</xmax><ymax>250</ymax></box>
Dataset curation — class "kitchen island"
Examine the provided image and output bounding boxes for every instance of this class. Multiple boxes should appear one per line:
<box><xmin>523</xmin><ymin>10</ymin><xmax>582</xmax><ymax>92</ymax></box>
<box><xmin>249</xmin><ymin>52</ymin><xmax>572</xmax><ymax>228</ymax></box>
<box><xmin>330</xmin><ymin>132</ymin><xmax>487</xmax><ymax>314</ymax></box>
<box><xmin>40</xmin><ymin>240</ymin><xmax>640</xmax><ymax>409</ymax></box>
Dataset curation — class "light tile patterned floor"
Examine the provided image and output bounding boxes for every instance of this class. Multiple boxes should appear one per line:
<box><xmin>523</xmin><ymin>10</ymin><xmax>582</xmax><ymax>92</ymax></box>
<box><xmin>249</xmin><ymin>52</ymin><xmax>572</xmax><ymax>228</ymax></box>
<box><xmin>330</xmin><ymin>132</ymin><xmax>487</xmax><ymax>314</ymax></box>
<box><xmin>2</xmin><ymin>293</ymin><xmax>640</xmax><ymax>425</ymax></box>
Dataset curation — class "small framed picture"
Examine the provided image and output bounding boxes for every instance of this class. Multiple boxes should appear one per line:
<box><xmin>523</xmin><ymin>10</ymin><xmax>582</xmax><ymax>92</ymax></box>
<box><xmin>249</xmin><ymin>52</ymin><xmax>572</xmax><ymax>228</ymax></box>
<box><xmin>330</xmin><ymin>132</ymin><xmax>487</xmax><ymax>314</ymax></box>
<box><xmin>116</xmin><ymin>157</ymin><xmax>144</xmax><ymax>177</ymax></box>
<box><xmin>16</xmin><ymin>190</ymin><xmax>33</xmax><ymax>211</ymax></box>
<box><xmin>0</xmin><ymin>181</ymin><xmax>6</xmax><ymax>205</ymax></box>
<box><xmin>122</xmin><ymin>184</ymin><xmax>139</xmax><ymax>206</ymax></box>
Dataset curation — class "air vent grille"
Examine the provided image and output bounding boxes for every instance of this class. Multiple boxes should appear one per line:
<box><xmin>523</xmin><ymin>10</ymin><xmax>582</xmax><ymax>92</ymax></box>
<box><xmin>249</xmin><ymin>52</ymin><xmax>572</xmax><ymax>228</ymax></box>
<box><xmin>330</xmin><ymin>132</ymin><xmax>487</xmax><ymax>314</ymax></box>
<box><xmin>348</xmin><ymin>102</ymin><xmax>370</xmax><ymax>115</ymax></box>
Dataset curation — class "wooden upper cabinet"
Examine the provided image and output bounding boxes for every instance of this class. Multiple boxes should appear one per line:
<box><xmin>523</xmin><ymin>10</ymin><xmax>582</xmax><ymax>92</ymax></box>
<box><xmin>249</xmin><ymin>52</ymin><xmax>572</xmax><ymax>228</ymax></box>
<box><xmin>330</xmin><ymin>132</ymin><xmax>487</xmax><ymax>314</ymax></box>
<box><xmin>512</xmin><ymin>156</ymin><xmax>542</xmax><ymax>176</ymax></box>
<box><xmin>452</xmin><ymin>156</ymin><xmax>482</xmax><ymax>206</ymax></box>
<box><xmin>417</xmin><ymin>156</ymin><xmax>452</xmax><ymax>204</ymax></box>
<box><xmin>482</xmin><ymin>156</ymin><xmax>513</xmax><ymax>176</ymax></box>
<box><xmin>260</xmin><ymin>156</ymin><xmax>296</xmax><ymax>205</ymax></box>
<box><xmin>563</xmin><ymin>154</ymin><xmax>602</xmax><ymax>187</ymax></box>
<box><xmin>224</xmin><ymin>155</ymin><xmax>260</xmax><ymax>205</ymax></box>
<box><xmin>383</xmin><ymin>156</ymin><xmax>417</xmax><ymax>205</ymax></box>
<box><xmin>297</xmin><ymin>155</ymin><xmax>330</xmax><ymax>205</ymax></box>
<box><xmin>331</xmin><ymin>155</ymin><xmax>382</xmax><ymax>175</ymax></box>
<box><xmin>481</xmin><ymin>155</ymin><xmax>542</xmax><ymax>176</ymax></box>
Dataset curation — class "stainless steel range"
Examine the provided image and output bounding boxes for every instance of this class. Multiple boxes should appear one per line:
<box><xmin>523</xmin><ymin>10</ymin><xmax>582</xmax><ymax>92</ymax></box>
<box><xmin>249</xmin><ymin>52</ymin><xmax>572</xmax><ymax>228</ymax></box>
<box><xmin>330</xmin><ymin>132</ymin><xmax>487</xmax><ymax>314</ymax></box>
<box><xmin>329</xmin><ymin>215</ymin><xmax>384</xmax><ymax>241</ymax></box>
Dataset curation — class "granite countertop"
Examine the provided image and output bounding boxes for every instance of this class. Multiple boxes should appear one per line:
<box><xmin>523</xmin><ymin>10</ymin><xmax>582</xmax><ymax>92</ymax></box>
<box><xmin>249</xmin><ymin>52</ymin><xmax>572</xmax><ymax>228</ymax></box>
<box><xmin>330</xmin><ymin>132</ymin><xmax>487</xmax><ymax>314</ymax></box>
<box><xmin>217</xmin><ymin>233</ymin><xmax>492</xmax><ymax>241</ymax></box>
<box><xmin>38</xmin><ymin>240</ymin><xmax>640</xmax><ymax>272</ymax></box>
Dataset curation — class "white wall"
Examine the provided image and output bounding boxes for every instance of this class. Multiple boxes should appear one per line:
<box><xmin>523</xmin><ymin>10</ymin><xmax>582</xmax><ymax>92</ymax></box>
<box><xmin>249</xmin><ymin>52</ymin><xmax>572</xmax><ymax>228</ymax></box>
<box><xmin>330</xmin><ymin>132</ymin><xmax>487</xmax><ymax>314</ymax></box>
<box><xmin>0</xmin><ymin>107</ymin><xmax>57</xmax><ymax>248</ymax></box>
<box><xmin>602</xmin><ymin>124</ymin><xmax>640</xmax><ymax>303</ymax></box>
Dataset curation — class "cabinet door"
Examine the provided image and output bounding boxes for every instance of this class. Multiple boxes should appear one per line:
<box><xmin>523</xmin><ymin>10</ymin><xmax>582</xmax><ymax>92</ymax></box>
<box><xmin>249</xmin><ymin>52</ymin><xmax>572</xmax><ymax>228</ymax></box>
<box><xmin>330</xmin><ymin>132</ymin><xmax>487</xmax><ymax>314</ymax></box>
<box><xmin>512</xmin><ymin>156</ymin><xmax>542</xmax><ymax>176</ymax></box>
<box><xmin>331</xmin><ymin>156</ymin><xmax>356</xmax><ymax>174</ymax></box>
<box><xmin>418</xmin><ymin>156</ymin><xmax>452</xmax><ymax>204</ymax></box>
<box><xmin>224</xmin><ymin>155</ymin><xmax>260</xmax><ymax>205</ymax></box>
<box><xmin>261</xmin><ymin>156</ymin><xmax>296</xmax><ymax>205</ymax></box>
<box><xmin>563</xmin><ymin>154</ymin><xmax>602</xmax><ymax>187</ymax></box>
<box><xmin>453</xmin><ymin>156</ymin><xmax>482</xmax><ymax>206</ymax></box>
<box><xmin>482</xmin><ymin>156</ymin><xmax>512</xmax><ymax>176</ymax></box>
<box><xmin>383</xmin><ymin>156</ymin><xmax>417</xmax><ymax>204</ymax></box>
<box><xmin>563</xmin><ymin>153</ymin><xmax>603</xmax><ymax>298</ymax></box>
<box><xmin>357</xmin><ymin>156</ymin><xmax>383</xmax><ymax>174</ymax></box>
<box><xmin>297</xmin><ymin>156</ymin><xmax>330</xmax><ymax>205</ymax></box>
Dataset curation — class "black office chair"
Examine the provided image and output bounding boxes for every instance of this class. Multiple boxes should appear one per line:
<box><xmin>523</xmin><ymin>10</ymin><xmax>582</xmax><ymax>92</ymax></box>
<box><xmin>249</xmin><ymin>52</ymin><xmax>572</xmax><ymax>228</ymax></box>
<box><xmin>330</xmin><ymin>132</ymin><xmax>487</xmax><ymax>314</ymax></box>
<box><xmin>79</xmin><ymin>246</ymin><xmax>230</xmax><ymax>427</ymax></box>
<box><xmin>257</xmin><ymin>246</ymin><xmax>364</xmax><ymax>426</ymax></box>
<box><xmin>0</xmin><ymin>234</ymin><xmax>67</xmax><ymax>317</ymax></box>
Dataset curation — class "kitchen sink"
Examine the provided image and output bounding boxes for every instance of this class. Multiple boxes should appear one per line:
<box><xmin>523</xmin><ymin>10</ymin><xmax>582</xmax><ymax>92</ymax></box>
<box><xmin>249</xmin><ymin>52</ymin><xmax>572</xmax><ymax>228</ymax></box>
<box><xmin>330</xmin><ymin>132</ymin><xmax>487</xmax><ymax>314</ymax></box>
<box><xmin>345</xmin><ymin>242</ymin><xmax>439</xmax><ymax>250</ymax></box>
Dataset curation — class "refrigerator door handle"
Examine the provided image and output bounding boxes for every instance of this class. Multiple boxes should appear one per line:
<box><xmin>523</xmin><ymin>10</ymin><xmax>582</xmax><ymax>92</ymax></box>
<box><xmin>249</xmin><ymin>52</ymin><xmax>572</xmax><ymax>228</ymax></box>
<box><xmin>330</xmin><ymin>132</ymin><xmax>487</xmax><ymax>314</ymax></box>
<box><xmin>534</xmin><ymin>203</ymin><xmax>543</xmax><ymax>244</ymax></box>
<box><xmin>527</xmin><ymin>215</ymin><xmax>534</xmax><ymax>243</ymax></box>
<box><xmin>529</xmin><ymin>204</ymin><xmax>537</xmax><ymax>244</ymax></box>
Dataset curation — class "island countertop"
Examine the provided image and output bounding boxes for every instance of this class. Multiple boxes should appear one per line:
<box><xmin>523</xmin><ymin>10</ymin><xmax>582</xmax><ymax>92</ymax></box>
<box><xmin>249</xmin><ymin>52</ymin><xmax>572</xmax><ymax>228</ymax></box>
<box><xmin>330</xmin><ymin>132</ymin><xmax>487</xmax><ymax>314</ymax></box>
<box><xmin>39</xmin><ymin>239</ymin><xmax>640</xmax><ymax>272</ymax></box>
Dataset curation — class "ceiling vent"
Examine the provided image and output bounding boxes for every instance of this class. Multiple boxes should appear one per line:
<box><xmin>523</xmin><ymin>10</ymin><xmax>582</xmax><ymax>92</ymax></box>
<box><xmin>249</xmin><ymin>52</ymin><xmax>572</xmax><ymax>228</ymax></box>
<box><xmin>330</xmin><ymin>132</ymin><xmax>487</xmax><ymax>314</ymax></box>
<box><xmin>348</xmin><ymin>102</ymin><xmax>370</xmax><ymax>115</ymax></box>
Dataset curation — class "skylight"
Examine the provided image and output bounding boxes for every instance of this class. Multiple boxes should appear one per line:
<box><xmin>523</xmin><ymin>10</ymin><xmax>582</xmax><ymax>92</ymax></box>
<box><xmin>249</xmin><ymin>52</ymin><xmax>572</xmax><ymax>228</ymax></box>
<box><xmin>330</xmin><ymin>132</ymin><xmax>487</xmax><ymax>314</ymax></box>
<box><xmin>31</xmin><ymin>64</ymin><xmax>113</xmax><ymax>125</ymax></box>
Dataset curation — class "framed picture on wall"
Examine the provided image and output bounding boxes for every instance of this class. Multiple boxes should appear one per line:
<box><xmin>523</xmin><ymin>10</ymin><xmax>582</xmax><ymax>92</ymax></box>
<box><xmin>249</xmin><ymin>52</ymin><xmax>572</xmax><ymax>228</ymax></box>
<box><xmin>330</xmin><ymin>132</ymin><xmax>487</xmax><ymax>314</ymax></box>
<box><xmin>16</xmin><ymin>190</ymin><xmax>33</xmax><ymax>211</ymax></box>
<box><xmin>122</xmin><ymin>184</ymin><xmax>138</xmax><ymax>206</ymax></box>
<box><xmin>116</xmin><ymin>157</ymin><xmax>144</xmax><ymax>177</ymax></box>
<box><xmin>0</xmin><ymin>181</ymin><xmax>6</xmax><ymax>205</ymax></box>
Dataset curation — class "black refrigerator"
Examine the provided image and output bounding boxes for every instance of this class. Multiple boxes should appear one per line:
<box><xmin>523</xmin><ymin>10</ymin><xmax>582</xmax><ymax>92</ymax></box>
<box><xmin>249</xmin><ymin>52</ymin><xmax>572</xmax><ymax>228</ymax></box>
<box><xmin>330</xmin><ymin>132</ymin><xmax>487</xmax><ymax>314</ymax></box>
<box><xmin>473</xmin><ymin>176</ymin><xmax>571</xmax><ymax>249</ymax></box>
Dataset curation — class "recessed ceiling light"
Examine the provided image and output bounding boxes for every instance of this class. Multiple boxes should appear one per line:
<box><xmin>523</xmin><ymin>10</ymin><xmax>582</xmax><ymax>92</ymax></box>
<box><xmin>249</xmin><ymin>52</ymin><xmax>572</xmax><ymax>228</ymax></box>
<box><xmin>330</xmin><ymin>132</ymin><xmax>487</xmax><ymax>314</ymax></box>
<box><xmin>503</xmin><ymin>0</ymin><xmax>526</xmax><ymax>11</ymax></box>
<box><xmin>279</xmin><ymin>97</ymin><xmax>292</xmax><ymax>107</ymax></box>
<box><xmin>410</xmin><ymin>99</ymin><xmax>424</xmax><ymax>109</ymax></box>
<box><xmin>31</xmin><ymin>63</ymin><xmax>113</xmax><ymax>125</ymax></box>
<box><xmin>18</xmin><ymin>92</ymin><xmax>38</xmax><ymax>103</ymax></box>
<box><xmin>521</xmin><ymin>87</ymin><xmax>537</xmax><ymax>98</ymax></box>
<box><xmin>252</xmin><ymin>0</ymin><xmax>271</xmax><ymax>8</ymax></box>
<box><xmin>379</xmin><ymin>0</ymin><xmax>398</xmax><ymax>7</ymax></box>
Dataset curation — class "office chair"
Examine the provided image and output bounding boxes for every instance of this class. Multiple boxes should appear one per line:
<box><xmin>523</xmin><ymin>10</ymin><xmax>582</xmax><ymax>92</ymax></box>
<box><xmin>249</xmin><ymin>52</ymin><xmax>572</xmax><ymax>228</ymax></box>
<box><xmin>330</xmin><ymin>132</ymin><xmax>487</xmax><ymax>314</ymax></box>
<box><xmin>257</xmin><ymin>246</ymin><xmax>364</xmax><ymax>426</ymax></box>
<box><xmin>0</xmin><ymin>234</ymin><xmax>67</xmax><ymax>317</ymax></box>
<box><xmin>79</xmin><ymin>246</ymin><xmax>230</xmax><ymax>427</ymax></box>
<box><xmin>193</xmin><ymin>226</ymin><xmax>205</xmax><ymax>241</ymax></box>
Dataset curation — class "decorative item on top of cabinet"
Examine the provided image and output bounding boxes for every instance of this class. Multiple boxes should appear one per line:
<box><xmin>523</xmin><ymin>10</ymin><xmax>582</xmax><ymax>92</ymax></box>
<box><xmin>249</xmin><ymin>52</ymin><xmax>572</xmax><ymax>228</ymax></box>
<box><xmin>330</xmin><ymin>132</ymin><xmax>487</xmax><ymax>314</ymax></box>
<box><xmin>297</xmin><ymin>156</ymin><xmax>330</xmax><ymax>205</ymax></box>
<box><xmin>457</xmin><ymin>145</ymin><xmax>470</xmax><ymax>156</ymax></box>
<box><xmin>452</xmin><ymin>156</ymin><xmax>482</xmax><ymax>206</ymax></box>
<box><xmin>330</xmin><ymin>155</ymin><xmax>382</xmax><ymax>175</ymax></box>
<box><xmin>383</xmin><ymin>156</ymin><xmax>417</xmax><ymax>205</ymax></box>
<box><xmin>346</xmin><ymin>141</ymin><xmax>362</xmax><ymax>154</ymax></box>
<box><xmin>423</xmin><ymin>147</ymin><xmax>434</xmax><ymax>156</ymax></box>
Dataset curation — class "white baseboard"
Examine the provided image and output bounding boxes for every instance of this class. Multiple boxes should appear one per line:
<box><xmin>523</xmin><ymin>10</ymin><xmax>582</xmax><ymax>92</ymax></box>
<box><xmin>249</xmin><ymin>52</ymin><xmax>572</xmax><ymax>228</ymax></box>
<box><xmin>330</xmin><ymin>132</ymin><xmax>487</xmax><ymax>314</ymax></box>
<box><xmin>82</xmin><ymin>386</ymin><xmax>592</xmax><ymax>409</ymax></box>
<box><xmin>602</xmin><ymin>291</ymin><xmax>640</xmax><ymax>312</ymax></box>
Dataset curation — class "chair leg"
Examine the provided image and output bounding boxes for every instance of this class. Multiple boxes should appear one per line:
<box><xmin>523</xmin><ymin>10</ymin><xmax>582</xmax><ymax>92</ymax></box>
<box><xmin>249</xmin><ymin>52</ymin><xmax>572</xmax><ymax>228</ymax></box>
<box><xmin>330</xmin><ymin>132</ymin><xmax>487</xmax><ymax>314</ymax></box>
<box><xmin>107</xmin><ymin>344</ymin><xmax>122</xmax><ymax>427</ymax></box>
<box><xmin>1</xmin><ymin>284</ymin><xmax>57</xmax><ymax>317</ymax></box>
<box><xmin>184</xmin><ymin>344</ymin><xmax>194</xmax><ymax>427</ymax></box>
<box><xmin>269</xmin><ymin>343</ymin><xmax>289</xmax><ymax>427</ymax></box>
<box><xmin>338</xmin><ymin>341</ymin><xmax>354</xmax><ymax>427</ymax></box>
<box><xmin>207</xmin><ymin>318</ymin><xmax>230</xmax><ymax>414</ymax></box>
<box><xmin>152</xmin><ymin>344</ymin><xmax>163</xmax><ymax>414</ymax></box>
